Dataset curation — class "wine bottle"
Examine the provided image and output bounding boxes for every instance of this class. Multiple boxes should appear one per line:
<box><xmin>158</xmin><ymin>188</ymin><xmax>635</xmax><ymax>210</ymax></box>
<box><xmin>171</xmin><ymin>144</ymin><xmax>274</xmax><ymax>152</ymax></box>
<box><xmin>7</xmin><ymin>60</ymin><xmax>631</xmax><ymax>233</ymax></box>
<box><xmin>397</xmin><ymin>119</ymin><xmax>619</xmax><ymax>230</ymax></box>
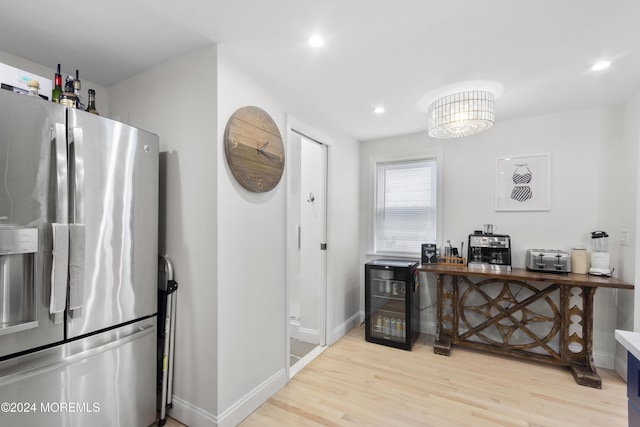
<box><xmin>52</xmin><ymin>64</ymin><xmax>62</xmax><ymax>103</ymax></box>
<box><xmin>85</xmin><ymin>89</ymin><xmax>99</xmax><ymax>115</ymax></box>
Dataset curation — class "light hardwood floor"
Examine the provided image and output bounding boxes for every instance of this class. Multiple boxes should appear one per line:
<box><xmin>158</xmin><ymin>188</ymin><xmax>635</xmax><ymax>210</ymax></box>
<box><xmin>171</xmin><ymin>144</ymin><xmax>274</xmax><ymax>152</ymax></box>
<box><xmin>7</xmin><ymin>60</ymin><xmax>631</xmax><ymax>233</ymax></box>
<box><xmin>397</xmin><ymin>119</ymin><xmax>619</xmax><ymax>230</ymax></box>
<box><xmin>240</xmin><ymin>324</ymin><xmax>627</xmax><ymax>427</ymax></box>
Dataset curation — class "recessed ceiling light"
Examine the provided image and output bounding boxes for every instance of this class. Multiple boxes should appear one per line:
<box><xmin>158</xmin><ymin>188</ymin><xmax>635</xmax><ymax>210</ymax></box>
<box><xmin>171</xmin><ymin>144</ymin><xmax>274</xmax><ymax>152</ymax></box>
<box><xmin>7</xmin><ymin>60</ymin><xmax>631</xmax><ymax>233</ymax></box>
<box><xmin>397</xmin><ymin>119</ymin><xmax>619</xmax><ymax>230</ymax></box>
<box><xmin>373</xmin><ymin>106</ymin><xmax>385</xmax><ymax>114</ymax></box>
<box><xmin>592</xmin><ymin>61</ymin><xmax>611</xmax><ymax>71</ymax></box>
<box><xmin>308</xmin><ymin>36</ymin><xmax>324</xmax><ymax>47</ymax></box>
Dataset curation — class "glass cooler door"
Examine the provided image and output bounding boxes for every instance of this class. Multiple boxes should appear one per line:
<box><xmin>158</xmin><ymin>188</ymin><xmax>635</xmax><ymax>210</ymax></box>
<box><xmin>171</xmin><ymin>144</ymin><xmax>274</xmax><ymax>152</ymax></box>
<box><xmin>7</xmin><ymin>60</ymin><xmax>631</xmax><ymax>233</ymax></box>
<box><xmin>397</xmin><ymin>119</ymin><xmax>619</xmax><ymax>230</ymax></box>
<box><xmin>365</xmin><ymin>260</ymin><xmax>416</xmax><ymax>350</ymax></box>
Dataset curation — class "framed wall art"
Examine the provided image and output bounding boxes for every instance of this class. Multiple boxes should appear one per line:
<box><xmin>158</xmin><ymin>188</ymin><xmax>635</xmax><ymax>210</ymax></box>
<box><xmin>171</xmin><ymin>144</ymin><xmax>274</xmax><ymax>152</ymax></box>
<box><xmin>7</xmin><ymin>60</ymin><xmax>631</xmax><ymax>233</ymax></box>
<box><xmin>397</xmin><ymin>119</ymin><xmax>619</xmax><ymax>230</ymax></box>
<box><xmin>495</xmin><ymin>154</ymin><xmax>550</xmax><ymax>211</ymax></box>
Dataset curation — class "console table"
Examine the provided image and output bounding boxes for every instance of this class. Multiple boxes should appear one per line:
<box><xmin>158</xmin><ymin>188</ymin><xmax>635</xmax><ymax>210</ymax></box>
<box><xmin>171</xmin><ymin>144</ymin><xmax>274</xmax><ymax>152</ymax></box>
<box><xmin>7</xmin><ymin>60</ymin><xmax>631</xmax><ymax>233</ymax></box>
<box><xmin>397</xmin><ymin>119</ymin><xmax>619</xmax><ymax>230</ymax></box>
<box><xmin>417</xmin><ymin>264</ymin><xmax>633</xmax><ymax>388</ymax></box>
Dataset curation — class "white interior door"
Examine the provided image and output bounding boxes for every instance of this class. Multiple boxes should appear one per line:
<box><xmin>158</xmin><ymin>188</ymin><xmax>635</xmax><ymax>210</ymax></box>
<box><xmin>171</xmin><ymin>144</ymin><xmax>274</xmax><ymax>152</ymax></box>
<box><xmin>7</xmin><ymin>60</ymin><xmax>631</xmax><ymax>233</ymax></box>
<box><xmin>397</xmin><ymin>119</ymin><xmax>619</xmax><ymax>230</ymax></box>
<box><xmin>287</xmin><ymin>129</ymin><xmax>327</xmax><ymax>349</ymax></box>
<box><xmin>298</xmin><ymin>137</ymin><xmax>327</xmax><ymax>345</ymax></box>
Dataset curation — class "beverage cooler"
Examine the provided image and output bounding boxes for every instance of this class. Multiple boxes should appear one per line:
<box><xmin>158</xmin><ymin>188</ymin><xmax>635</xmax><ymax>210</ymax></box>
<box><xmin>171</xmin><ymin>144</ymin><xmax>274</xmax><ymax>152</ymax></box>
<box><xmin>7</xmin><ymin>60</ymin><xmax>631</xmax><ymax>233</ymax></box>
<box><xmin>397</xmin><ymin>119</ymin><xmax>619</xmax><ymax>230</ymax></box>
<box><xmin>365</xmin><ymin>259</ymin><xmax>419</xmax><ymax>350</ymax></box>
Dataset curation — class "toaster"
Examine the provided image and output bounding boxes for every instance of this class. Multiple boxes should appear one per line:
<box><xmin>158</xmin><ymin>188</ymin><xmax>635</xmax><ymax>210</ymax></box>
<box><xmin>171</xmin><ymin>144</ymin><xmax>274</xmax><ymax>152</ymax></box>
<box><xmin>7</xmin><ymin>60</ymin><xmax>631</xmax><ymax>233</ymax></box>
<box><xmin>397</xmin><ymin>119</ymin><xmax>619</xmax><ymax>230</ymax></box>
<box><xmin>525</xmin><ymin>249</ymin><xmax>571</xmax><ymax>273</ymax></box>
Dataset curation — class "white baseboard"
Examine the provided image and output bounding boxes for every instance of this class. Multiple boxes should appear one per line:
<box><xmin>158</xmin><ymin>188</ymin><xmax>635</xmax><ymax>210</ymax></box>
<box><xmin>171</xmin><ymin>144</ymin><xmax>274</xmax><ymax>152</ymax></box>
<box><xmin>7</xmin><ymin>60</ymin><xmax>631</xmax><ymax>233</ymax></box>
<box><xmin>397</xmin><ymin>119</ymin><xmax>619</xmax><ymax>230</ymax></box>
<box><xmin>298</xmin><ymin>327</ymin><xmax>319</xmax><ymax>345</ymax></box>
<box><xmin>289</xmin><ymin>318</ymin><xmax>300</xmax><ymax>340</ymax></box>
<box><xmin>593</xmin><ymin>350</ymin><xmax>615</xmax><ymax>370</ymax></box>
<box><xmin>418</xmin><ymin>319</ymin><xmax>437</xmax><ymax>336</ymax></box>
<box><xmin>217</xmin><ymin>368</ymin><xmax>287</xmax><ymax>427</ymax></box>
<box><xmin>330</xmin><ymin>311</ymin><xmax>363</xmax><ymax>345</ymax></box>
<box><xmin>168</xmin><ymin>311</ymin><xmax>363</xmax><ymax>427</ymax></box>
<box><xmin>168</xmin><ymin>395</ymin><xmax>217</xmax><ymax>427</ymax></box>
<box><xmin>290</xmin><ymin>318</ymin><xmax>319</xmax><ymax>344</ymax></box>
<box><xmin>615</xmin><ymin>352</ymin><xmax>628</xmax><ymax>382</ymax></box>
<box><xmin>290</xmin><ymin>345</ymin><xmax>327</xmax><ymax>378</ymax></box>
<box><xmin>168</xmin><ymin>368</ymin><xmax>287</xmax><ymax>427</ymax></box>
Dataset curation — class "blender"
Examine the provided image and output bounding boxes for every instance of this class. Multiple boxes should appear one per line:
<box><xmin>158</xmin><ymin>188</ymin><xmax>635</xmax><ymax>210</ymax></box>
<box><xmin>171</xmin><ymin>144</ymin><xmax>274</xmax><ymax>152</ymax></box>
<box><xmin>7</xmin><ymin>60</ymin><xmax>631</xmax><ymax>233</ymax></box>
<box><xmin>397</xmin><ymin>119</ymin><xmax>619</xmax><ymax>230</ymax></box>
<box><xmin>588</xmin><ymin>231</ymin><xmax>612</xmax><ymax>276</ymax></box>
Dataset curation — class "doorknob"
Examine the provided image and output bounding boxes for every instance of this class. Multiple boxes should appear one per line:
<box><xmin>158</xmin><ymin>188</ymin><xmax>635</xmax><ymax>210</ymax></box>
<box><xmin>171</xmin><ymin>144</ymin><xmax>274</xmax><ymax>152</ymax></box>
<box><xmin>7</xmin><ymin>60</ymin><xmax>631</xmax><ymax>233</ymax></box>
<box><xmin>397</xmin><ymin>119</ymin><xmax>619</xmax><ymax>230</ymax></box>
<box><xmin>307</xmin><ymin>193</ymin><xmax>315</xmax><ymax>203</ymax></box>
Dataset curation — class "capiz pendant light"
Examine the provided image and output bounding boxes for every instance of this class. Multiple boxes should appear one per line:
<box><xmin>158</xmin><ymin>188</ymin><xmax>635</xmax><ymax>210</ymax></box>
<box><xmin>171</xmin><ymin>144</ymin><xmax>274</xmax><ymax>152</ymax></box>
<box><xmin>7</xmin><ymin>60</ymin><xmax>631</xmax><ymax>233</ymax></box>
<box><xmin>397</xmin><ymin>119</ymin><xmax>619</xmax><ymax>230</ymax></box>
<box><xmin>417</xmin><ymin>80</ymin><xmax>504</xmax><ymax>139</ymax></box>
<box><xmin>427</xmin><ymin>90</ymin><xmax>495</xmax><ymax>138</ymax></box>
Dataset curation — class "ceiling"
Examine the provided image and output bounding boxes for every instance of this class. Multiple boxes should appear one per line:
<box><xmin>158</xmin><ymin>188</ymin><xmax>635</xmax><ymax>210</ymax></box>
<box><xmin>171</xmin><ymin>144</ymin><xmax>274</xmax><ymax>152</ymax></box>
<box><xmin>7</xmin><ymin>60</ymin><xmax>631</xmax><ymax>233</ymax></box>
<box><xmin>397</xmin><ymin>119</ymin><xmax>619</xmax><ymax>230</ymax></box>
<box><xmin>1</xmin><ymin>0</ymin><xmax>639</xmax><ymax>141</ymax></box>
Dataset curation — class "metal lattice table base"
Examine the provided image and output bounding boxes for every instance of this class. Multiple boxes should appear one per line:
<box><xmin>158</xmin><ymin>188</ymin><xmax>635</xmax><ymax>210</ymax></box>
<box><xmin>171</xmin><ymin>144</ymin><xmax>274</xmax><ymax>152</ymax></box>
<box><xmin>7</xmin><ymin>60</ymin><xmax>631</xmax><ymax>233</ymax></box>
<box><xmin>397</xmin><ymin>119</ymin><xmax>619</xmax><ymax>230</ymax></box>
<box><xmin>421</xmin><ymin>267</ymin><xmax>632</xmax><ymax>389</ymax></box>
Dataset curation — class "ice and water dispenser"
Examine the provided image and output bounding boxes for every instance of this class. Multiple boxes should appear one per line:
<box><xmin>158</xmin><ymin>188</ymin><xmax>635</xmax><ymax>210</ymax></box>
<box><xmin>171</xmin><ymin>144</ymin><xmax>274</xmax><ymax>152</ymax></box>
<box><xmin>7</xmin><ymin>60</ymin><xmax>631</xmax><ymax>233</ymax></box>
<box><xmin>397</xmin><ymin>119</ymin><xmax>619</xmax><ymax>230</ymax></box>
<box><xmin>0</xmin><ymin>227</ymin><xmax>38</xmax><ymax>336</ymax></box>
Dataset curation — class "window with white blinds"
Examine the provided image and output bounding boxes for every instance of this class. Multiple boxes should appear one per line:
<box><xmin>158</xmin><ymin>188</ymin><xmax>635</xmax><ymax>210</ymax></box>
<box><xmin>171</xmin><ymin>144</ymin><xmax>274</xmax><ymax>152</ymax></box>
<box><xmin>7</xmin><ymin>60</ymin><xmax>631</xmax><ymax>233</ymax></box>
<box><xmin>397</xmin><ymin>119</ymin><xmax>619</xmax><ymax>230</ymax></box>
<box><xmin>375</xmin><ymin>158</ymin><xmax>437</xmax><ymax>255</ymax></box>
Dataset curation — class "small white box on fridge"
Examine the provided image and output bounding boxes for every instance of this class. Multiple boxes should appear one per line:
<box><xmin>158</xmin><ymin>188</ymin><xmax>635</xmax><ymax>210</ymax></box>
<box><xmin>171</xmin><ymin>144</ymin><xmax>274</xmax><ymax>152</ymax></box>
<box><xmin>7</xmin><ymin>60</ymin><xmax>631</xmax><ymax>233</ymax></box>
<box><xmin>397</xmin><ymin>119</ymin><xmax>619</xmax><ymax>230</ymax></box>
<box><xmin>0</xmin><ymin>62</ymin><xmax>52</xmax><ymax>100</ymax></box>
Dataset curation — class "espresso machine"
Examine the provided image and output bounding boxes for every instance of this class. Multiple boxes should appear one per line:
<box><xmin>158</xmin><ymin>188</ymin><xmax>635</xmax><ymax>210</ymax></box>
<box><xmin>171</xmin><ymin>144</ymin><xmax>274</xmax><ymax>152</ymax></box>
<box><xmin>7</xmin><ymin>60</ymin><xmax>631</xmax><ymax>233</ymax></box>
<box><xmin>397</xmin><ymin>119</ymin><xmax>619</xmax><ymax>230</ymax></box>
<box><xmin>467</xmin><ymin>232</ymin><xmax>512</xmax><ymax>271</ymax></box>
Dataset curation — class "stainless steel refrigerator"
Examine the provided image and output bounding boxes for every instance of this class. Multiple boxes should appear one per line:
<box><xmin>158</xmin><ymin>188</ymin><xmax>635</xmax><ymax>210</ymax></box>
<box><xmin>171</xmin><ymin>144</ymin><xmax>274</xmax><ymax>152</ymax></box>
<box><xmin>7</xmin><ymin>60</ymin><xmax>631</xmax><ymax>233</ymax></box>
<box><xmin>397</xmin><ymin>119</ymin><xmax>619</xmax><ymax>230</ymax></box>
<box><xmin>0</xmin><ymin>89</ymin><xmax>158</xmax><ymax>426</ymax></box>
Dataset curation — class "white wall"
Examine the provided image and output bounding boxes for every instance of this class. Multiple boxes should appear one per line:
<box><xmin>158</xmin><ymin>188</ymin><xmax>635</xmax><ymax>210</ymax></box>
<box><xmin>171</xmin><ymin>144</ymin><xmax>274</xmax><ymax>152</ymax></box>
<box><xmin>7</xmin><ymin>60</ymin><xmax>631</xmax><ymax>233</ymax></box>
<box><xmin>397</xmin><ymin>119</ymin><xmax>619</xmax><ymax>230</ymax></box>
<box><xmin>5</xmin><ymin>43</ymin><xmax>360</xmax><ymax>425</ymax></box>
<box><xmin>215</xmin><ymin>46</ymin><xmax>360</xmax><ymax>425</ymax></box>
<box><xmin>360</xmin><ymin>106</ymin><xmax>628</xmax><ymax>369</ymax></box>
<box><xmin>325</xmin><ymin>128</ymin><xmax>361</xmax><ymax>343</ymax></box>
<box><xmin>611</xmin><ymin>92</ymin><xmax>640</xmax><ymax>377</ymax></box>
<box><xmin>108</xmin><ymin>45</ymin><xmax>220</xmax><ymax>425</ymax></box>
<box><xmin>623</xmin><ymin>92</ymin><xmax>640</xmax><ymax>334</ymax></box>
<box><xmin>216</xmin><ymin>49</ymin><xmax>289</xmax><ymax>425</ymax></box>
<box><xmin>106</xmin><ymin>44</ymin><xmax>360</xmax><ymax>426</ymax></box>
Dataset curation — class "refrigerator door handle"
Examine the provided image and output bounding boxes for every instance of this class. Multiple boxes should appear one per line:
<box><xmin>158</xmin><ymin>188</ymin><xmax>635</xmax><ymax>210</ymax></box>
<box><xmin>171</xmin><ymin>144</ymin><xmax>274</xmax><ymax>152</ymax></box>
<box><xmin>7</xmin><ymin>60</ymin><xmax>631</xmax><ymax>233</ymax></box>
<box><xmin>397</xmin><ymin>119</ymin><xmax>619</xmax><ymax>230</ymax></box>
<box><xmin>70</xmin><ymin>127</ymin><xmax>85</xmax><ymax>224</ymax></box>
<box><xmin>49</xmin><ymin>123</ymin><xmax>69</xmax><ymax>324</ymax></box>
<box><xmin>68</xmin><ymin>127</ymin><xmax>85</xmax><ymax>314</ymax></box>
<box><xmin>53</xmin><ymin>123</ymin><xmax>68</xmax><ymax>223</ymax></box>
<box><xmin>68</xmin><ymin>224</ymin><xmax>85</xmax><ymax>314</ymax></box>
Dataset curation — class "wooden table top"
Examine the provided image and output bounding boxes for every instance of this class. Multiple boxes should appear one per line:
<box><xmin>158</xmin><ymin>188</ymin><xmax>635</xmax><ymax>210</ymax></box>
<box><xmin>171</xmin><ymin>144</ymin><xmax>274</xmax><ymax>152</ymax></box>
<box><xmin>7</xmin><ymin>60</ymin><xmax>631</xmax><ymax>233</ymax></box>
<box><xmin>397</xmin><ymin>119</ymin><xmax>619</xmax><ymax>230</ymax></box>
<box><xmin>416</xmin><ymin>264</ymin><xmax>634</xmax><ymax>290</ymax></box>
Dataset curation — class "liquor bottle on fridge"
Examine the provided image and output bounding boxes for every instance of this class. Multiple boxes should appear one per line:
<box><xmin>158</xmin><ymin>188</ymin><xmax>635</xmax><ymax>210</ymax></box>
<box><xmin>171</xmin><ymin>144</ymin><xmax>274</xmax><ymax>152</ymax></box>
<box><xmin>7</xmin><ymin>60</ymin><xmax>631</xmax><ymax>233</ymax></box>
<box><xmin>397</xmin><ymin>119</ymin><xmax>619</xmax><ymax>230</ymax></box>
<box><xmin>52</xmin><ymin>63</ymin><xmax>62</xmax><ymax>103</ymax></box>
<box><xmin>74</xmin><ymin>69</ymin><xmax>85</xmax><ymax>109</ymax></box>
<box><xmin>85</xmin><ymin>89</ymin><xmax>99</xmax><ymax>115</ymax></box>
<box><xmin>365</xmin><ymin>259</ymin><xmax>419</xmax><ymax>350</ymax></box>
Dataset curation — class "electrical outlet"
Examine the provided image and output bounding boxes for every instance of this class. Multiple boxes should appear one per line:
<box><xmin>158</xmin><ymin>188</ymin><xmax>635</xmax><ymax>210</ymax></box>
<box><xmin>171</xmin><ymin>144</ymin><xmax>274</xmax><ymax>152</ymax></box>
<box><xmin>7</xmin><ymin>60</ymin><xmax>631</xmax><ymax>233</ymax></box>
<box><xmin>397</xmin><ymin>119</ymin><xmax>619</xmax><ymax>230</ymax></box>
<box><xmin>621</xmin><ymin>229</ymin><xmax>630</xmax><ymax>246</ymax></box>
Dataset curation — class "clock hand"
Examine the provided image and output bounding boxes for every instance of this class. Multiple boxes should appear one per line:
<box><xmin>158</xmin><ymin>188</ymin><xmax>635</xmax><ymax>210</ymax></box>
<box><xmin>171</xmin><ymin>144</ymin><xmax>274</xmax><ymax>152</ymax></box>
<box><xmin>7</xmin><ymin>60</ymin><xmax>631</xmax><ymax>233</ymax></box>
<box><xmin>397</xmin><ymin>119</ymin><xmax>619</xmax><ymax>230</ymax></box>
<box><xmin>258</xmin><ymin>150</ymin><xmax>274</xmax><ymax>160</ymax></box>
<box><xmin>257</xmin><ymin>141</ymin><xmax>270</xmax><ymax>152</ymax></box>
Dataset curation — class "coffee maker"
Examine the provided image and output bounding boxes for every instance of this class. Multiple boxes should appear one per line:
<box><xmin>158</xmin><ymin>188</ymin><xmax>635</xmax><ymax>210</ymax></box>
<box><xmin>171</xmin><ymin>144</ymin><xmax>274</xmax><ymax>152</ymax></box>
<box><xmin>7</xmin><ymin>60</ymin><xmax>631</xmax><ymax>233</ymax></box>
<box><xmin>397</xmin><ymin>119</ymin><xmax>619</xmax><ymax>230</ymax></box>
<box><xmin>467</xmin><ymin>232</ymin><xmax>512</xmax><ymax>271</ymax></box>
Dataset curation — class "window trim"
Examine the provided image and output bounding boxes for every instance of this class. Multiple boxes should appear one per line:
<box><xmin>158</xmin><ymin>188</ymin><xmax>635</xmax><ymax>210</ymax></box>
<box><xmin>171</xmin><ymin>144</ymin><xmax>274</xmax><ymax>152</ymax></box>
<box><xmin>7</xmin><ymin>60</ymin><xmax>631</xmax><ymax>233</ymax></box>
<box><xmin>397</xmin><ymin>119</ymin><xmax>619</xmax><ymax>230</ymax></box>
<box><xmin>367</xmin><ymin>149</ymin><xmax>443</xmax><ymax>259</ymax></box>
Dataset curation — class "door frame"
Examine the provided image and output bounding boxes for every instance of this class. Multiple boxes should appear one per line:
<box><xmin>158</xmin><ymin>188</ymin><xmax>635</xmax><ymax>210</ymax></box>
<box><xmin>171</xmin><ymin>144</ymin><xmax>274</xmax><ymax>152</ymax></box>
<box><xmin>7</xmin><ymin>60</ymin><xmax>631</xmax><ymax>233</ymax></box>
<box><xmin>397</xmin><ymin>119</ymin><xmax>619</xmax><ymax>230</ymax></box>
<box><xmin>285</xmin><ymin>115</ymin><xmax>331</xmax><ymax>380</ymax></box>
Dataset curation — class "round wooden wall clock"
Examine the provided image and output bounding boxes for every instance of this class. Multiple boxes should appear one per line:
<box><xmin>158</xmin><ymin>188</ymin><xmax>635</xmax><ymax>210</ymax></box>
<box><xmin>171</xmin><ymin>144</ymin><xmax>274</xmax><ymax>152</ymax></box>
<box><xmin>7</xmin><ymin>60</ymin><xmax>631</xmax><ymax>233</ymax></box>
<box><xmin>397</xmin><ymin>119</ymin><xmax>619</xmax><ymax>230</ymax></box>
<box><xmin>224</xmin><ymin>106</ymin><xmax>285</xmax><ymax>193</ymax></box>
